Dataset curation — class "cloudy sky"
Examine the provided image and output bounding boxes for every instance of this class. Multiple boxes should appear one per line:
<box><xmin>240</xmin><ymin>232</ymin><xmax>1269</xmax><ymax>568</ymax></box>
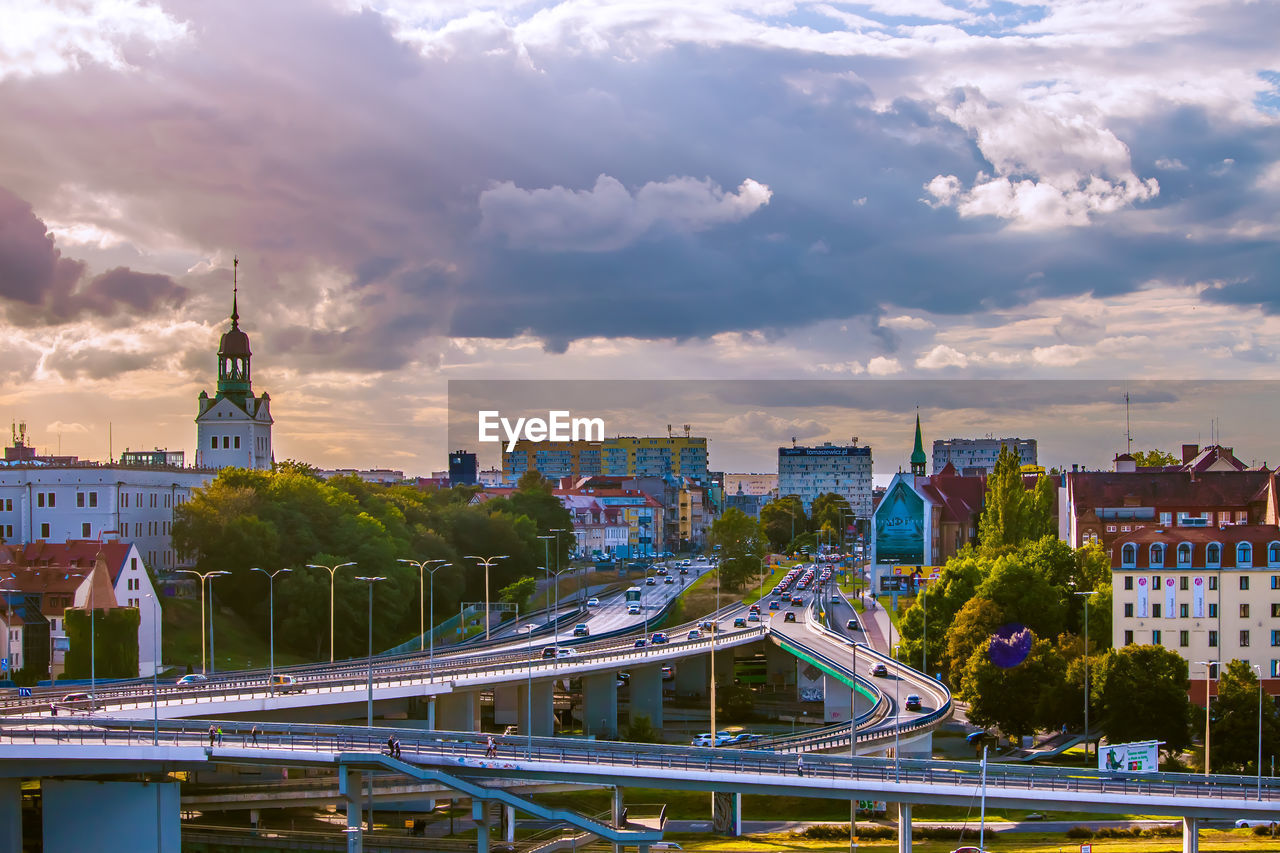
<box><xmin>1</xmin><ymin>0</ymin><xmax>1277</xmax><ymax>475</ymax></box>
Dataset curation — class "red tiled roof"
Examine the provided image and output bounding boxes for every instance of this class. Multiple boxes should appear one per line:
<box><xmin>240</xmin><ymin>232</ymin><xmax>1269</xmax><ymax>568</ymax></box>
<box><xmin>1067</xmin><ymin>470</ymin><xmax>1271</xmax><ymax>510</ymax></box>
<box><xmin>20</xmin><ymin>540</ymin><xmax>132</xmax><ymax>583</ymax></box>
<box><xmin>1109</xmin><ymin>524</ymin><xmax>1280</xmax><ymax>568</ymax></box>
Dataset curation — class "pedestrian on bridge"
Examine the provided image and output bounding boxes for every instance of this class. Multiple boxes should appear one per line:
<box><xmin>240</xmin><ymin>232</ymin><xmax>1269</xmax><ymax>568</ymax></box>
<box><xmin>251</xmin><ymin>726</ymin><xmax>259</xmax><ymax>746</ymax></box>
<box><xmin>796</xmin><ymin>755</ymin><xmax>805</xmax><ymax>777</ymax></box>
<box><xmin>208</xmin><ymin>725</ymin><xmax>216</xmax><ymax>748</ymax></box>
<box><xmin>486</xmin><ymin>736</ymin><xmax>497</xmax><ymax>758</ymax></box>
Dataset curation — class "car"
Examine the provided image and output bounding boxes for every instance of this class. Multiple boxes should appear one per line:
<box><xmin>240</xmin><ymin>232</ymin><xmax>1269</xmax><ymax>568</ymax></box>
<box><xmin>965</xmin><ymin>730</ymin><xmax>988</xmax><ymax>745</ymax></box>
<box><xmin>651</xmin><ymin>844</ymin><xmax>683</xmax><ymax>850</ymax></box>
<box><xmin>904</xmin><ymin>693</ymin><xmax>922</xmax><ymax>710</ymax></box>
<box><xmin>747</xmin><ymin>612</ymin><xmax>760</xmax><ymax>622</ymax></box>
<box><xmin>791</xmin><ymin>596</ymin><xmax>804</xmax><ymax>605</ymax></box>
<box><xmin>1024</xmin><ymin>813</ymin><xmax>1045</xmax><ymax>821</ymax></box>
<box><xmin>664</xmin><ymin>576</ymin><xmax>675</xmax><ymax>584</ymax></box>
<box><xmin>1236</xmin><ymin>819</ymin><xmax>1279</xmax><ymax>828</ymax></box>
<box><xmin>573</xmin><ymin>623</ymin><xmax>590</xmax><ymax>637</ymax></box>
<box><xmin>733</xmin><ymin>617</ymin><xmax>747</xmax><ymax>628</ymax></box>
<box><xmin>748</xmin><ymin>603</ymin><xmax>760</xmax><ymax>614</ymax></box>
<box><xmin>728</xmin><ymin>732</ymin><xmax>757</xmax><ymax>744</ymax></box>
<box><xmin>699</xmin><ymin>620</ymin><xmax>715</xmax><ymax>632</ymax></box>
<box><xmin>687</xmin><ymin>629</ymin><xmax>702</xmax><ymax>640</ymax></box>
<box><xmin>617</xmin><ymin>671</ymin><xmax>630</xmax><ymax>683</ymax></box>
<box><xmin>870</xmin><ymin>663</ymin><xmax>888</xmax><ymax>677</ymax></box>
<box><xmin>645</xmin><ymin>577</ymin><xmax>657</xmax><ymax>585</ymax></box>
<box><xmin>661</xmin><ymin>665</ymin><xmax>674</xmax><ymax>680</ymax></box>
<box><xmin>586</xmin><ymin>597</ymin><xmax>600</xmax><ymax>607</ymax></box>
<box><xmin>769</xmin><ymin>600</ymin><xmax>780</xmax><ymax>610</ymax></box>
<box><xmin>541</xmin><ymin>646</ymin><xmax>560</xmax><ymax>659</ymax></box>
<box><xmin>271</xmin><ymin>674</ymin><xmax>303</xmax><ymax>693</ymax></box>
<box><xmin>690</xmin><ymin>732</ymin><xmax>733</xmax><ymax>747</ymax></box>
<box><xmin>650</xmin><ymin>632</ymin><xmax>669</xmax><ymax>645</ymax></box>
<box><xmin>633</xmin><ymin>638</ymin><xmax>648</xmax><ymax>648</ymax></box>
<box><xmin>52</xmin><ymin>692</ymin><xmax>101</xmax><ymax>713</ymax></box>
<box><xmin>948</xmin><ymin>848</ymin><xmax>989</xmax><ymax>853</ymax></box>
<box><xmin>784</xmin><ymin>612</ymin><xmax>797</xmax><ymax>623</ymax></box>
<box><xmin>177</xmin><ymin>673</ymin><xmax>208</xmax><ymax>687</ymax></box>
<box><xmin>846</xmin><ymin>618</ymin><xmax>859</xmax><ymax>630</ymax></box>
<box><xmin>627</xmin><ymin>603</ymin><xmax>641</xmax><ymax>615</ymax></box>
<box><xmin>678</xmin><ymin>567</ymin><xmax>689</xmax><ymax>574</ymax></box>
<box><xmin>556</xmin><ymin>647</ymin><xmax>576</xmax><ymax>658</ymax></box>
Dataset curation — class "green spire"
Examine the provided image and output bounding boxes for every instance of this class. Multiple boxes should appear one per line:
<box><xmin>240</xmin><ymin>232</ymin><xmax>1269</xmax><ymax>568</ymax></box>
<box><xmin>910</xmin><ymin>411</ymin><xmax>927</xmax><ymax>476</ymax></box>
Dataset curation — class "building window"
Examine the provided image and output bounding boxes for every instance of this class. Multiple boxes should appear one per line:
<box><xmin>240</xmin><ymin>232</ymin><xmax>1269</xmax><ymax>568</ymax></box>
<box><xmin>211</xmin><ymin>436</ymin><xmax>217</xmax><ymax>449</ymax></box>
<box><xmin>1241</xmin><ymin>630</ymin><xmax>1251</xmax><ymax>647</ymax></box>
<box><xmin>1272</xmin><ymin>603</ymin><xmax>1280</xmax><ymax>618</ymax></box>
<box><xmin>222</xmin><ymin>436</ymin><xmax>230</xmax><ymax>449</ymax></box>
<box><xmin>1179</xmin><ymin>576</ymin><xmax>1189</xmax><ymax>590</ymax></box>
<box><xmin>1152</xmin><ymin>575</ymin><xmax>1161</xmax><ymax>588</ymax></box>
<box><xmin>1180</xmin><ymin>603</ymin><xmax>1189</xmax><ymax>618</ymax></box>
<box><xmin>1241</xmin><ymin>576</ymin><xmax>1251</xmax><ymax>591</ymax></box>
<box><xmin>81</xmin><ymin>523</ymin><xmax>90</xmax><ymax>537</ymax></box>
<box><xmin>1150</xmin><ymin>545</ymin><xmax>1165</xmax><ymax>567</ymax></box>
<box><xmin>234</xmin><ymin>436</ymin><xmax>241</xmax><ymax>449</ymax></box>
<box><xmin>1124</xmin><ymin>575</ymin><xmax>1134</xmax><ymax>590</ymax></box>
<box><xmin>1238</xmin><ymin>543</ymin><xmax>1253</xmax><ymax>566</ymax></box>
<box><xmin>89</xmin><ymin>492</ymin><xmax>97</xmax><ymax>508</ymax></box>
<box><xmin>1239</xmin><ymin>511</ymin><xmax>1249</xmax><ymax>524</ymax></box>
<box><xmin>1180</xmin><ymin>630</ymin><xmax>1190</xmax><ymax>647</ymax></box>
<box><xmin>1209</xmin><ymin>603</ymin><xmax>1218</xmax><ymax>618</ymax></box>
<box><xmin>76</xmin><ymin>493</ymin><xmax>85</xmax><ymax>508</ymax></box>
<box><xmin>1207</xmin><ymin>543</ymin><xmax>1221</xmax><ymax>566</ymax></box>
<box><xmin>1160</xmin><ymin>512</ymin><xmax>1172</xmax><ymax>526</ymax></box>
<box><xmin>1270</xmin><ymin>543</ymin><xmax>1280</xmax><ymax>565</ymax></box>
<box><xmin>1152</xmin><ymin>603</ymin><xmax>1162</xmax><ymax>618</ymax></box>
<box><xmin>1209</xmin><ymin>576</ymin><xmax>1218</xmax><ymax>590</ymax></box>
<box><xmin>40</xmin><ymin>523</ymin><xmax>49</xmax><ymax>538</ymax></box>
<box><xmin>1272</xmin><ymin>630</ymin><xmax>1280</xmax><ymax>647</ymax></box>
<box><xmin>1124</xmin><ymin>603</ymin><xmax>1134</xmax><ymax>617</ymax></box>
<box><xmin>1177</xmin><ymin>543</ymin><xmax>1191</xmax><ymax>566</ymax></box>
<box><xmin>1124</xmin><ymin>630</ymin><xmax>1134</xmax><ymax>645</ymax></box>
<box><xmin>1107</xmin><ymin>524</ymin><xmax>1117</xmax><ymax>533</ymax></box>
<box><xmin>1121</xmin><ymin>524</ymin><xmax>1131</xmax><ymax>532</ymax></box>
<box><xmin>48</xmin><ymin>492</ymin><xmax>54</xmax><ymax>507</ymax></box>
<box><xmin>1273</xmin><ymin>577</ymin><xmax>1280</xmax><ymax>590</ymax></box>
<box><xmin>1152</xmin><ymin>630</ymin><xmax>1162</xmax><ymax>644</ymax></box>
<box><xmin>1122</xmin><ymin>544</ymin><xmax>1137</xmax><ymax>566</ymax></box>
<box><xmin>1242</xmin><ymin>603</ymin><xmax>1251</xmax><ymax>618</ymax></box>
<box><xmin>37</xmin><ymin>493</ymin><xmax>44</xmax><ymax>508</ymax></box>
<box><xmin>1209</xmin><ymin>630</ymin><xmax>1218</xmax><ymax>647</ymax></box>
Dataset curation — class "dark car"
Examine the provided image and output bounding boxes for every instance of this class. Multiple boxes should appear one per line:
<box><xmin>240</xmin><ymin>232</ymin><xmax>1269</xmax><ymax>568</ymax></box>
<box><xmin>541</xmin><ymin>646</ymin><xmax>560</xmax><ymax>659</ymax></box>
<box><xmin>783</xmin><ymin>612</ymin><xmax>797</xmax><ymax>623</ymax></box>
<box><xmin>733</xmin><ymin>617</ymin><xmax>747</xmax><ymax>628</ymax></box>
<box><xmin>905</xmin><ymin>693</ymin><xmax>922</xmax><ymax>710</ymax></box>
<box><xmin>769</xmin><ymin>600</ymin><xmax>780</xmax><ymax>610</ymax></box>
<box><xmin>650</xmin><ymin>632</ymin><xmax>669</xmax><ymax>645</ymax></box>
<box><xmin>572</xmin><ymin>623</ymin><xmax>590</xmax><ymax>637</ymax></box>
<box><xmin>870</xmin><ymin>663</ymin><xmax>888</xmax><ymax>677</ymax></box>
<box><xmin>633</xmin><ymin>638</ymin><xmax>648</xmax><ymax>648</ymax></box>
<box><xmin>846</xmin><ymin>618</ymin><xmax>859</xmax><ymax>630</ymax></box>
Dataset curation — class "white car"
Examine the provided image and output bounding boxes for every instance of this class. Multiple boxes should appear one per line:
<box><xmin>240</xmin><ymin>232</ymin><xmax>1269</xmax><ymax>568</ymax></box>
<box><xmin>586</xmin><ymin>597</ymin><xmax>600</xmax><ymax>607</ymax></box>
<box><xmin>1236</xmin><ymin>819</ymin><xmax>1278</xmax><ymax>828</ymax></box>
<box><xmin>627</xmin><ymin>603</ymin><xmax>641</xmax><ymax>615</ymax></box>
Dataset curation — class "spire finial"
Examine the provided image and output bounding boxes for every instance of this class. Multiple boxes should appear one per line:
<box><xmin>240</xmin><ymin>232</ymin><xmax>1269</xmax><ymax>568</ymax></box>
<box><xmin>231</xmin><ymin>255</ymin><xmax>240</xmax><ymax>325</ymax></box>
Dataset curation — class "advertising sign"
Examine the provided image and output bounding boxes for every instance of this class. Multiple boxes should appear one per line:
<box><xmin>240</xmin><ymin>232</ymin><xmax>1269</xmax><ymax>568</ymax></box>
<box><xmin>874</xmin><ymin>481</ymin><xmax>924</xmax><ymax>565</ymax></box>
<box><xmin>1136</xmin><ymin>576</ymin><xmax>1149</xmax><ymax>618</ymax></box>
<box><xmin>1100</xmin><ymin>740</ymin><xmax>1159</xmax><ymax>773</ymax></box>
<box><xmin>880</xmin><ymin>575</ymin><xmax>911</xmax><ymax>593</ymax></box>
<box><xmin>1164</xmin><ymin>577</ymin><xmax>1176</xmax><ymax>619</ymax></box>
<box><xmin>797</xmin><ymin>661</ymin><xmax>825</xmax><ymax>702</ymax></box>
<box><xmin>1192</xmin><ymin>576</ymin><xmax>1205</xmax><ymax>618</ymax></box>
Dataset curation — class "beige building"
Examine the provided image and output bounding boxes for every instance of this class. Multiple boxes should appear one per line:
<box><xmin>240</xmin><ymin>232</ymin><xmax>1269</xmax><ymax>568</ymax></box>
<box><xmin>724</xmin><ymin>473</ymin><xmax>777</xmax><ymax>497</ymax></box>
<box><xmin>1111</xmin><ymin>525</ymin><xmax>1280</xmax><ymax>694</ymax></box>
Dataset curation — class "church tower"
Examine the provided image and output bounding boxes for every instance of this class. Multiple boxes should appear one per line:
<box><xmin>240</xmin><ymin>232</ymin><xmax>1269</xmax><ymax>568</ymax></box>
<box><xmin>910</xmin><ymin>412</ymin><xmax>927</xmax><ymax>478</ymax></box>
<box><xmin>195</xmin><ymin>259</ymin><xmax>274</xmax><ymax>469</ymax></box>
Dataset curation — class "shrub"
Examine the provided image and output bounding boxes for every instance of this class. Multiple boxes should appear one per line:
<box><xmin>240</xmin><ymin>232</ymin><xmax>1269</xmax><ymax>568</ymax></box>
<box><xmin>1066</xmin><ymin>826</ymin><xmax>1094</xmax><ymax>839</ymax></box>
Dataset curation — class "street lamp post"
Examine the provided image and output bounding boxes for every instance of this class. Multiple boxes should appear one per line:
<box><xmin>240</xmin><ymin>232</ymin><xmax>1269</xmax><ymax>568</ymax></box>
<box><xmin>1073</xmin><ymin>590</ymin><xmax>1096</xmax><ymax>757</ymax></box>
<box><xmin>537</xmin><ymin>565</ymin><xmax>569</xmax><ymax>663</ymax></box>
<box><xmin>145</xmin><ymin>592</ymin><xmax>159</xmax><ymax>744</ymax></box>
<box><xmin>1253</xmin><ymin>664</ymin><xmax>1264</xmax><ymax>800</ymax></box>
<box><xmin>537</xmin><ymin>535</ymin><xmax>555</xmax><ymax>613</ymax></box>
<box><xmin>207</xmin><ymin>571</ymin><xmax>231</xmax><ymax>674</ymax></box>
<box><xmin>465</xmin><ymin>556</ymin><xmax>508</xmax><ymax>641</ymax></box>
<box><xmin>399</xmin><ymin>559</ymin><xmax>449</xmax><ymax>652</ymax></box>
<box><xmin>306</xmin><ymin>562</ymin><xmax>356</xmax><ymax>662</ymax></box>
<box><xmin>549</xmin><ymin>527</ymin><xmax>569</xmax><ymax>601</ymax></box>
<box><xmin>251</xmin><ymin>568</ymin><xmax>291</xmax><ymax>695</ymax></box>
<box><xmin>521</xmin><ymin>620</ymin><xmax>535</xmax><ymax>758</ymax></box>
<box><xmin>355</xmin><ymin>576</ymin><xmax>385</xmax><ymax>727</ymax></box>
<box><xmin>1195</xmin><ymin>659</ymin><xmax>1218</xmax><ymax>775</ymax></box>
<box><xmin>177</xmin><ymin>569</ymin><xmax>230</xmax><ymax>675</ymax></box>
<box><xmin>710</xmin><ymin>558</ymin><xmax>721</xmax><ymax>747</ymax></box>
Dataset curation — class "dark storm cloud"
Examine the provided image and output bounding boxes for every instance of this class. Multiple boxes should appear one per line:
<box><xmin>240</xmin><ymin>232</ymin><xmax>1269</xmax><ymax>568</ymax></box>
<box><xmin>0</xmin><ymin>186</ymin><xmax>186</xmax><ymax>324</ymax></box>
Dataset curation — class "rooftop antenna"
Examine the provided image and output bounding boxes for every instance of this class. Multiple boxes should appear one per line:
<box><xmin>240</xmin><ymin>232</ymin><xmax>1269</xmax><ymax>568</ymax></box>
<box><xmin>667</xmin><ymin>424</ymin><xmax>673</xmax><ymax>438</ymax></box>
<box><xmin>683</xmin><ymin>424</ymin><xmax>691</xmax><ymax>437</ymax></box>
<box><xmin>1124</xmin><ymin>391</ymin><xmax>1132</xmax><ymax>454</ymax></box>
<box><xmin>791</xmin><ymin>436</ymin><xmax>797</xmax><ymax>447</ymax></box>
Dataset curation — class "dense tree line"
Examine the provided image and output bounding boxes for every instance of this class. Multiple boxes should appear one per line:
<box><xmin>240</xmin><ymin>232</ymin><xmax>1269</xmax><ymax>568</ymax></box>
<box><xmin>171</xmin><ymin>464</ymin><xmax>572</xmax><ymax>661</ymax></box>
<box><xmin>758</xmin><ymin>492</ymin><xmax>854</xmax><ymax>553</ymax></box>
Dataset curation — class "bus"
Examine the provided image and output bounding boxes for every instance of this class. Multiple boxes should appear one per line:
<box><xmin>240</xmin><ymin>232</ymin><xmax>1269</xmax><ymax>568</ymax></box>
<box><xmin>625</xmin><ymin>586</ymin><xmax>643</xmax><ymax>604</ymax></box>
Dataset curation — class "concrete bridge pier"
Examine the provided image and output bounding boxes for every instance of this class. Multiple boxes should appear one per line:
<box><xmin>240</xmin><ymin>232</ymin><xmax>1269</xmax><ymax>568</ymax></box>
<box><xmin>493</xmin><ymin>685</ymin><xmax>519</xmax><ymax>727</ymax></box>
<box><xmin>437</xmin><ymin>691</ymin><xmax>480</xmax><ymax>732</ymax></box>
<box><xmin>896</xmin><ymin>803</ymin><xmax>912</xmax><ymax>853</ymax></box>
<box><xmin>765</xmin><ymin>642</ymin><xmax>795</xmax><ymax>689</ymax></box>
<box><xmin>502</xmin><ymin>804</ymin><xmax>516</xmax><ymax>843</ymax></box>
<box><xmin>712</xmin><ymin>791</ymin><xmax>742</xmax><ymax>836</ymax></box>
<box><xmin>339</xmin><ymin>768</ymin><xmax>363</xmax><ymax>853</ymax></box>
<box><xmin>613</xmin><ymin>786</ymin><xmax>625</xmax><ymax>853</ymax></box>
<box><xmin>674</xmin><ymin>654</ymin><xmax>708</xmax><ymax>697</ymax></box>
<box><xmin>1</xmin><ymin>778</ymin><xmax>20</xmax><ymax>852</ymax></box>
<box><xmin>473</xmin><ymin>799</ymin><xmax>490</xmax><ymax>853</ymax></box>
<box><xmin>714</xmin><ymin>649</ymin><xmax>735</xmax><ymax>685</ymax></box>
<box><xmin>517</xmin><ymin>680</ymin><xmax>556</xmax><ymax>737</ymax></box>
<box><xmin>43</xmin><ymin>779</ymin><xmax>179</xmax><ymax>853</ymax></box>
<box><xmin>629</xmin><ymin>664</ymin><xmax>664</xmax><ymax>729</ymax></box>
<box><xmin>583</xmin><ymin>672</ymin><xmax>619</xmax><ymax>739</ymax></box>
<box><xmin>823</xmin><ymin>675</ymin><xmax>852</xmax><ymax>723</ymax></box>
<box><xmin>1183</xmin><ymin>817</ymin><xmax>1200</xmax><ymax>853</ymax></box>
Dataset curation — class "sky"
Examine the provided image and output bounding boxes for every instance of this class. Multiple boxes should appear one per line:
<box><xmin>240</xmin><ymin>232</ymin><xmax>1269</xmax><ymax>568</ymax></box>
<box><xmin>0</xmin><ymin>0</ymin><xmax>1277</xmax><ymax>476</ymax></box>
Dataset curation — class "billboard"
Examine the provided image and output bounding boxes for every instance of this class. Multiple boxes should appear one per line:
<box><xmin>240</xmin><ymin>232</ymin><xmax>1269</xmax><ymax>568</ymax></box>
<box><xmin>1100</xmin><ymin>740</ymin><xmax>1159</xmax><ymax>773</ymax></box>
<box><xmin>874</xmin><ymin>480</ymin><xmax>924</xmax><ymax>565</ymax></box>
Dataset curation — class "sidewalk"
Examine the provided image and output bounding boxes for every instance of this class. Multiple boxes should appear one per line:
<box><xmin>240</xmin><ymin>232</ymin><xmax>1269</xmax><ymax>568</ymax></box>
<box><xmin>847</xmin><ymin>590</ymin><xmax>894</xmax><ymax>655</ymax></box>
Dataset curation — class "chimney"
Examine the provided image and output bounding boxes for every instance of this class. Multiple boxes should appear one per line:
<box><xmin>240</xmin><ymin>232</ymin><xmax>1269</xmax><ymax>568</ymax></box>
<box><xmin>1182</xmin><ymin>443</ymin><xmax>1199</xmax><ymax>464</ymax></box>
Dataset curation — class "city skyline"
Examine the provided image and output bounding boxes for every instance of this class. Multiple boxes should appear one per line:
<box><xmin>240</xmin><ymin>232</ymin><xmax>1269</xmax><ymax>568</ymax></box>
<box><xmin>1</xmin><ymin>2</ymin><xmax>1277</xmax><ymax>473</ymax></box>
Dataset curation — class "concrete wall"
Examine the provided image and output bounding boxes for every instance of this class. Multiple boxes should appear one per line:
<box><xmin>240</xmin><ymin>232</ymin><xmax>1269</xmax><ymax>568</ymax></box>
<box><xmin>43</xmin><ymin>779</ymin><xmax>179</xmax><ymax>853</ymax></box>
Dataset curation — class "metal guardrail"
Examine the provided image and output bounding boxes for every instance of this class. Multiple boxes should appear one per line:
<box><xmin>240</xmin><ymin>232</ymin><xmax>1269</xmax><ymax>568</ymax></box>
<box><xmin>3</xmin><ymin>717</ymin><xmax>1278</xmax><ymax>807</ymax></box>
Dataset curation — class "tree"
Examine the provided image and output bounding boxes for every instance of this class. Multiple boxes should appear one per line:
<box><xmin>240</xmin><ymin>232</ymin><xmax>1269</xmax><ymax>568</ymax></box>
<box><xmin>896</xmin><ymin>550</ymin><xmax>986</xmax><ymax>674</ymax></box>
<box><xmin>499</xmin><ymin>577</ymin><xmax>538</xmax><ymax>615</ymax></box>
<box><xmin>962</xmin><ymin>633</ymin><xmax>1065</xmax><ymax>739</ymax></box>
<box><xmin>1209</xmin><ymin>660</ymin><xmax>1280</xmax><ymax>773</ymax></box>
<box><xmin>977</xmin><ymin>447</ymin><xmax>1053</xmax><ymax>553</ymax></box>
<box><xmin>760</xmin><ymin>495</ymin><xmax>807</xmax><ymax>551</ymax></box>
<box><xmin>710</xmin><ymin>508</ymin><xmax>767</xmax><ymax>591</ymax></box>
<box><xmin>623</xmin><ymin>713</ymin><xmax>660</xmax><ymax>743</ymax></box>
<box><xmin>975</xmin><ymin>552</ymin><xmax>1068</xmax><ymax>641</ymax></box>
<box><xmin>63</xmin><ymin>607</ymin><xmax>140</xmax><ymax>679</ymax></box>
<box><xmin>941</xmin><ymin>597</ymin><xmax>1004</xmax><ymax>685</ymax></box>
<box><xmin>1131</xmin><ymin>449</ymin><xmax>1179</xmax><ymax>468</ymax></box>
<box><xmin>1094</xmin><ymin>644</ymin><xmax>1193</xmax><ymax>755</ymax></box>
<box><xmin>810</xmin><ymin>492</ymin><xmax>854</xmax><ymax>545</ymax></box>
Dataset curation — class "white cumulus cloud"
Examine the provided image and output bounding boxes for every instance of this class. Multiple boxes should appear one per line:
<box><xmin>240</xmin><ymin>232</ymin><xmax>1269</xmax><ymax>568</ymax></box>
<box><xmin>479</xmin><ymin>174</ymin><xmax>772</xmax><ymax>251</ymax></box>
<box><xmin>916</xmin><ymin>344</ymin><xmax>969</xmax><ymax>369</ymax></box>
<box><xmin>867</xmin><ymin>356</ymin><xmax>902</xmax><ymax>375</ymax></box>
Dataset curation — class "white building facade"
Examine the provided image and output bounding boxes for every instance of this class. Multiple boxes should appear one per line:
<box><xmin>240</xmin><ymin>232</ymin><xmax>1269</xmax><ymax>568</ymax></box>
<box><xmin>932</xmin><ymin>437</ymin><xmax>1037</xmax><ymax>476</ymax></box>
<box><xmin>195</xmin><ymin>287</ymin><xmax>273</xmax><ymax>470</ymax></box>
<box><xmin>777</xmin><ymin>443</ymin><xmax>873</xmax><ymax>518</ymax></box>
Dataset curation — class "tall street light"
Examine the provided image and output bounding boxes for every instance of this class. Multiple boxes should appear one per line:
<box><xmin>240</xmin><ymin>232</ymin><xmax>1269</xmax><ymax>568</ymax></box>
<box><xmin>144</xmin><ymin>592</ymin><xmax>159</xmax><ymax>744</ymax></box>
<box><xmin>710</xmin><ymin>558</ymin><xmax>721</xmax><ymax>747</ymax></box>
<box><xmin>1195</xmin><ymin>659</ymin><xmax>1218</xmax><ymax>775</ymax></box>
<box><xmin>1073</xmin><ymin>590</ymin><xmax>1096</xmax><ymax>757</ymax></box>
<box><xmin>251</xmin><ymin>568</ymin><xmax>291</xmax><ymax>696</ymax></box>
<box><xmin>355</xmin><ymin>576</ymin><xmax>385</xmax><ymax>727</ymax></box>
<box><xmin>307</xmin><ymin>561</ymin><xmax>355</xmax><ymax>662</ymax></box>
<box><xmin>538</xmin><ymin>565</ymin><xmax>569</xmax><ymax>662</ymax></box>
<box><xmin>1253</xmin><ymin>664</ymin><xmax>1264</xmax><ymax>800</ymax></box>
<box><xmin>207</xmin><ymin>571</ymin><xmax>232</xmax><ymax>674</ymax></box>
<box><xmin>399</xmin><ymin>559</ymin><xmax>448</xmax><ymax>651</ymax></box>
<box><xmin>521</xmin><ymin>620</ymin><xmax>535</xmax><ymax>758</ymax></box>
<box><xmin>465</xmin><ymin>556</ymin><xmax>508</xmax><ymax>641</ymax></box>
<box><xmin>177</xmin><ymin>569</ymin><xmax>230</xmax><ymax>675</ymax></box>
<box><xmin>399</xmin><ymin>559</ymin><xmax>450</xmax><ymax>676</ymax></box>
<box><xmin>537</xmin><ymin>535</ymin><xmax>555</xmax><ymax>612</ymax></box>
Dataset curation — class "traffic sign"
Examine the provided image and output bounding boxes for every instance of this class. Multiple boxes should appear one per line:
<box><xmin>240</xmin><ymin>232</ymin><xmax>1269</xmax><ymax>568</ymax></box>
<box><xmin>18</xmin><ymin>687</ymin><xmax>31</xmax><ymax>698</ymax></box>
<box><xmin>0</xmin><ymin>657</ymin><xmax>7</xmax><ymax>672</ymax></box>
<box><xmin>1081</xmin><ymin>844</ymin><xmax>1092</xmax><ymax>853</ymax></box>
